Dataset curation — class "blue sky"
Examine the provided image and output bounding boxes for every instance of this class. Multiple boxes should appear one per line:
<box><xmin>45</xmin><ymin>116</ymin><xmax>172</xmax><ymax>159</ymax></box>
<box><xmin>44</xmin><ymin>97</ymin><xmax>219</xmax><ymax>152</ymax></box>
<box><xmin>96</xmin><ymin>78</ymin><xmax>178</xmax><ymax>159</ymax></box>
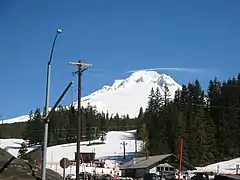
<box><xmin>1</xmin><ymin>0</ymin><xmax>240</xmax><ymax>119</ymax></box>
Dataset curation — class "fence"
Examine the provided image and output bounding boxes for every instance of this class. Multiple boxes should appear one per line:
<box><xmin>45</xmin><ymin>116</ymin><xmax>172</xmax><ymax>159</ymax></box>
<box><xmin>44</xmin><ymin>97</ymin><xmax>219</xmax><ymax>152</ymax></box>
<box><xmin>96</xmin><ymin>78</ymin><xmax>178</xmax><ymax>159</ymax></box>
<box><xmin>39</xmin><ymin>161</ymin><xmax>119</xmax><ymax>177</ymax></box>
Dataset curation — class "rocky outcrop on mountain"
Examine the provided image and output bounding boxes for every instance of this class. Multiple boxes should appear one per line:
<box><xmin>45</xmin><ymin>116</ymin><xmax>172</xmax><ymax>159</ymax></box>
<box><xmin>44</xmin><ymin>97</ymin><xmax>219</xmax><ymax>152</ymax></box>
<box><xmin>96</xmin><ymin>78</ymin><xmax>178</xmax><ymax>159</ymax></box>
<box><xmin>0</xmin><ymin>148</ymin><xmax>62</xmax><ymax>180</ymax></box>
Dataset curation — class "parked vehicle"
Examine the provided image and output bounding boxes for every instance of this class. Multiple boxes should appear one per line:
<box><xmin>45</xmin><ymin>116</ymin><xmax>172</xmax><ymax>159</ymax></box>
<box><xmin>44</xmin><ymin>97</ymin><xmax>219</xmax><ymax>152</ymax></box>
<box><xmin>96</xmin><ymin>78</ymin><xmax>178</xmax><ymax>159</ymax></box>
<box><xmin>143</xmin><ymin>173</ymin><xmax>158</xmax><ymax>180</ymax></box>
<box><xmin>191</xmin><ymin>173</ymin><xmax>209</xmax><ymax>180</ymax></box>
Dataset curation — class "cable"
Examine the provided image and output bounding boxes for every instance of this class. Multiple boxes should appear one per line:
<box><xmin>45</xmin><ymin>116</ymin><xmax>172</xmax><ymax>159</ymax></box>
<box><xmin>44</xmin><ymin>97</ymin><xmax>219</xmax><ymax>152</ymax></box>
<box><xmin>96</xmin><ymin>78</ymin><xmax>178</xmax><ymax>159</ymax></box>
<box><xmin>19</xmin><ymin>125</ymin><xmax>141</xmax><ymax>132</ymax></box>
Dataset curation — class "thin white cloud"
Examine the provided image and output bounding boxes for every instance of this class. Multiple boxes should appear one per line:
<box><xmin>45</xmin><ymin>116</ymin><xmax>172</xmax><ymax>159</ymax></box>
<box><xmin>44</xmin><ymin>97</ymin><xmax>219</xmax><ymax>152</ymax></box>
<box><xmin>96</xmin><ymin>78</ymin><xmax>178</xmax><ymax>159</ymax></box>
<box><xmin>127</xmin><ymin>67</ymin><xmax>209</xmax><ymax>74</ymax></box>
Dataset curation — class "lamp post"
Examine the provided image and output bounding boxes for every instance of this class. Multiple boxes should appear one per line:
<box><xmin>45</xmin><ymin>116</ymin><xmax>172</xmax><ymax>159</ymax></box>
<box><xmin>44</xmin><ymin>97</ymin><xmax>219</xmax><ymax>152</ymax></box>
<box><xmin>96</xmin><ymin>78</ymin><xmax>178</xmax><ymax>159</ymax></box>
<box><xmin>41</xmin><ymin>28</ymin><xmax>63</xmax><ymax>180</ymax></box>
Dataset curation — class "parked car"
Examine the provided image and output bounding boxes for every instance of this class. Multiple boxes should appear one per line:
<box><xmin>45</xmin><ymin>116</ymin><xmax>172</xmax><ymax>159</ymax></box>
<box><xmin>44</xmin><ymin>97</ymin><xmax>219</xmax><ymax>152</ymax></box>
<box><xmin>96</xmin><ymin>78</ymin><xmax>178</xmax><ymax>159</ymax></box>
<box><xmin>66</xmin><ymin>174</ymin><xmax>76</xmax><ymax>180</ymax></box>
<box><xmin>191</xmin><ymin>173</ymin><xmax>209</xmax><ymax>180</ymax></box>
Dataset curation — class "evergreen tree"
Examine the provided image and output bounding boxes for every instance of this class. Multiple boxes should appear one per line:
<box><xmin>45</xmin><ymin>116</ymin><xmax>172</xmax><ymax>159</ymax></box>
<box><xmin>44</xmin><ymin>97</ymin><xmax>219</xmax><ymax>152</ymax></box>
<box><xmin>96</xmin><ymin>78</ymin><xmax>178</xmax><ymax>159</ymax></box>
<box><xmin>66</xmin><ymin>105</ymin><xmax>77</xmax><ymax>143</ymax></box>
<box><xmin>18</xmin><ymin>142</ymin><xmax>29</xmax><ymax>160</ymax></box>
<box><xmin>140</xmin><ymin>122</ymin><xmax>149</xmax><ymax>157</ymax></box>
<box><xmin>86</xmin><ymin>123</ymin><xmax>92</xmax><ymax>143</ymax></box>
<box><xmin>23</xmin><ymin>108</ymin><xmax>44</xmax><ymax>145</ymax></box>
<box><xmin>100</xmin><ymin>131</ymin><xmax>106</xmax><ymax>143</ymax></box>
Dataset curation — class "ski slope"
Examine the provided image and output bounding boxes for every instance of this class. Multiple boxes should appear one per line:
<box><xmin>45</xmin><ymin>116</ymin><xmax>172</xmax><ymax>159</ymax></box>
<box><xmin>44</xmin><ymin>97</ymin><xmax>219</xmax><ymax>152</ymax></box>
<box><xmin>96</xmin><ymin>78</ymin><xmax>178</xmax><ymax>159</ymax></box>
<box><xmin>0</xmin><ymin>130</ymin><xmax>142</xmax><ymax>176</ymax></box>
<box><xmin>2</xmin><ymin>130</ymin><xmax>240</xmax><ymax>176</ymax></box>
<box><xmin>0</xmin><ymin>138</ymin><xmax>36</xmax><ymax>157</ymax></box>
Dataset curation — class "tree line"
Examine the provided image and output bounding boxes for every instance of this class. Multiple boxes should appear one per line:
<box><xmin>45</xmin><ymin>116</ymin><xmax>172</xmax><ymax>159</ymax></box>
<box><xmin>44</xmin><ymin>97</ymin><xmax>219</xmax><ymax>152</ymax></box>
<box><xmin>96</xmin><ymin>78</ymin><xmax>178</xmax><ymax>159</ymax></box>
<box><xmin>139</xmin><ymin>73</ymin><xmax>240</xmax><ymax>166</ymax></box>
<box><xmin>1</xmin><ymin>73</ymin><xmax>240</xmax><ymax>166</ymax></box>
<box><xmin>0</xmin><ymin>104</ymin><xmax>140</xmax><ymax>146</ymax></box>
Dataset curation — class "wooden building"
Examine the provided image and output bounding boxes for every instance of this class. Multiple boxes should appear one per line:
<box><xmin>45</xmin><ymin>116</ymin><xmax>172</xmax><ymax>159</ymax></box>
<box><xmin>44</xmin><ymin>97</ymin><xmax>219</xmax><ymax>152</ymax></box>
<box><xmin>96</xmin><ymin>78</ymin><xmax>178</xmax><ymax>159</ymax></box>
<box><xmin>120</xmin><ymin>154</ymin><xmax>196</xmax><ymax>178</ymax></box>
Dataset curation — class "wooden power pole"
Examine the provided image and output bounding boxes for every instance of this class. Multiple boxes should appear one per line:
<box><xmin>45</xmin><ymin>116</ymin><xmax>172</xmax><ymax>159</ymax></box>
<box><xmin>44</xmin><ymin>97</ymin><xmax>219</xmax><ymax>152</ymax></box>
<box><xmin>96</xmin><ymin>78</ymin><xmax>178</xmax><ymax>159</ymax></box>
<box><xmin>69</xmin><ymin>60</ymin><xmax>92</xmax><ymax>180</ymax></box>
<box><xmin>121</xmin><ymin>141</ymin><xmax>127</xmax><ymax>159</ymax></box>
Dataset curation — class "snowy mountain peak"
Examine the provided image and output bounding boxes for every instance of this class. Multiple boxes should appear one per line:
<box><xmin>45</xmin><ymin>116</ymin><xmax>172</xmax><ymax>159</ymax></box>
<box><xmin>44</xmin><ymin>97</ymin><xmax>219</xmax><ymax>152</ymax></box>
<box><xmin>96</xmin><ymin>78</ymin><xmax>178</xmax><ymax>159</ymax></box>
<box><xmin>105</xmin><ymin>70</ymin><xmax>181</xmax><ymax>92</ymax></box>
<box><xmin>80</xmin><ymin>70</ymin><xmax>181</xmax><ymax>118</ymax></box>
<box><xmin>83</xmin><ymin>70</ymin><xmax>180</xmax><ymax>97</ymax></box>
<box><xmin>125</xmin><ymin>70</ymin><xmax>175</xmax><ymax>85</ymax></box>
<box><xmin>127</xmin><ymin>70</ymin><xmax>161</xmax><ymax>82</ymax></box>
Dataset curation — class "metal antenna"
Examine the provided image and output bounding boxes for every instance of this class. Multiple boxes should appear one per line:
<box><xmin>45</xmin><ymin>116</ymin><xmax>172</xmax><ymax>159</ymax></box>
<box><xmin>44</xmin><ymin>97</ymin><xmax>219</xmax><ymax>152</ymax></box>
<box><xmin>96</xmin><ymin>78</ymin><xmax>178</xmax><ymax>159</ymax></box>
<box><xmin>69</xmin><ymin>60</ymin><xmax>92</xmax><ymax>180</ymax></box>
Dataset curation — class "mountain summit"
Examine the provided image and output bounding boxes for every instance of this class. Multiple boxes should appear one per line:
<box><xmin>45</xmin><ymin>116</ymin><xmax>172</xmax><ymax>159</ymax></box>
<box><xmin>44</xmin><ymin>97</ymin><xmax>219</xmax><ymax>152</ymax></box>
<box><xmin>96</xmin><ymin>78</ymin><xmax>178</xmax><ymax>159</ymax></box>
<box><xmin>3</xmin><ymin>70</ymin><xmax>181</xmax><ymax>123</ymax></box>
<box><xmin>73</xmin><ymin>70</ymin><xmax>181</xmax><ymax>118</ymax></box>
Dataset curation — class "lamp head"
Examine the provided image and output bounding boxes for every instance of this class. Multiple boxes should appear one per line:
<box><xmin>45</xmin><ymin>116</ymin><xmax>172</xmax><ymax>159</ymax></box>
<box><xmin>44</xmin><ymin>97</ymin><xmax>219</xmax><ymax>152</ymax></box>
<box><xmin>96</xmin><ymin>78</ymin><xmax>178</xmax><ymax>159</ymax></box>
<box><xmin>57</xmin><ymin>29</ymin><xmax>63</xmax><ymax>34</ymax></box>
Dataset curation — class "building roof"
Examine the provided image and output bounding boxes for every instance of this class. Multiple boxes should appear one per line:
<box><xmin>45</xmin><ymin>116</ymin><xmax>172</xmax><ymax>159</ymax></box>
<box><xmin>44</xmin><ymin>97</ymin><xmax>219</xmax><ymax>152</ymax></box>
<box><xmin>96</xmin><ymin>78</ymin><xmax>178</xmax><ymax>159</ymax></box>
<box><xmin>120</xmin><ymin>154</ymin><xmax>196</xmax><ymax>171</ymax></box>
<box><xmin>120</xmin><ymin>154</ymin><xmax>172</xmax><ymax>170</ymax></box>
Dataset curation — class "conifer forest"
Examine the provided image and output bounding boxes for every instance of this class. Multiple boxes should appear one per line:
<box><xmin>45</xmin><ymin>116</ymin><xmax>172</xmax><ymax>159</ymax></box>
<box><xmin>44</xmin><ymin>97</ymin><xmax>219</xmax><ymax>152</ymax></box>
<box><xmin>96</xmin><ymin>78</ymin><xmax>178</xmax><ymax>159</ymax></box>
<box><xmin>1</xmin><ymin>73</ymin><xmax>240</xmax><ymax>167</ymax></box>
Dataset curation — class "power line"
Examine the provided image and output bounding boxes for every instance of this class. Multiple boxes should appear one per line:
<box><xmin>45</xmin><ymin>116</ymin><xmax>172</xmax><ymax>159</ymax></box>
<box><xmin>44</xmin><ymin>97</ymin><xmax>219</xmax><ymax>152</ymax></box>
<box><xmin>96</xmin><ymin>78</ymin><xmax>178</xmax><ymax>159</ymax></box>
<box><xmin>16</xmin><ymin>125</ymin><xmax>141</xmax><ymax>133</ymax></box>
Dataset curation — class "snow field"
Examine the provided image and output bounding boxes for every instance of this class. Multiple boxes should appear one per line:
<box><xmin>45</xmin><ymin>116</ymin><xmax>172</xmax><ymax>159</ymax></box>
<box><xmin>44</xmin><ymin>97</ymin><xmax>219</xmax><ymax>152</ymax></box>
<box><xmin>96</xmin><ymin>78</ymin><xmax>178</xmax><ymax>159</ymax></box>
<box><xmin>0</xmin><ymin>138</ymin><xmax>36</xmax><ymax>157</ymax></box>
<box><xmin>1</xmin><ymin>130</ymin><xmax>142</xmax><ymax>176</ymax></box>
<box><xmin>3</xmin><ymin>130</ymin><xmax>240</xmax><ymax>176</ymax></box>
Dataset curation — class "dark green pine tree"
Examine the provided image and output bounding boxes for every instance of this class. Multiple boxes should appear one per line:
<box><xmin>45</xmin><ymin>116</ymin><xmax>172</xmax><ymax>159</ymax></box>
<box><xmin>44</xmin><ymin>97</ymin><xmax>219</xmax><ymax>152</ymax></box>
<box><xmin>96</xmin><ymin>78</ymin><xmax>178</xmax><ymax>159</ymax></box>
<box><xmin>145</xmin><ymin>87</ymin><xmax>169</xmax><ymax>154</ymax></box>
<box><xmin>18</xmin><ymin>142</ymin><xmax>29</xmax><ymax>160</ymax></box>
<box><xmin>207</xmin><ymin>78</ymin><xmax>225</xmax><ymax>160</ymax></box>
<box><xmin>67</xmin><ymin>105</ymin><xmax>77</xmax><ymax>143</ymax></box>
<box><xmin>23</xmin><ymin>108</ymin><xmax>44</xmax><ymax>145</ymax></box>
<box><xmin>140</xmin><ymin>122</ymin><xmax>149</xmax><ymax>158</ymax></box>
<box><xmin>48</xmin><ymin>107</ymin><xmax>69</xmax><ymax>145</ymax></box>
<box><xmin>100</xmin><ymin>131</ymin><xmax>107</xmax><ymax>143</ymax></box>
<box><xmin>114</xmin><ymin>113</ymin><xmax>120</xmax><ymax>131</ymax></box>
<box><xmin>136</xmin><ymin>107</ymin><xmax>144</xmax><ymax>133</ymax></box>
<box><xmin>138</xmin><ymin>107</ymin><xmax>144</xmax><ymax>119</ymax></box>
<box><xmin>144</xmin><ymin>88</ymin><xmax>157</xmax><ymax>154</ymax></box>
<box><xmin>84</xmin><ymin>103</ymin><xmax>97</xmax><ymax>140</ymax></box>
<box><xmin>99</xmin><ymin>112</ymin><xmax>107</xmax><ymax>131</ymax></box>
<box><xmin>167</xmin><ymin>102</ymin><xmax>184</xmax><ymax>154</ymax></box>
<box><xmin>156</xmin><ymin>86</ymin><xmax>170</xmax><ymax>153</ymax></box>
<box><xmin>163</xmin><ymin>84</ymin><xmax>171</xmax><ymax>106</ymax></box>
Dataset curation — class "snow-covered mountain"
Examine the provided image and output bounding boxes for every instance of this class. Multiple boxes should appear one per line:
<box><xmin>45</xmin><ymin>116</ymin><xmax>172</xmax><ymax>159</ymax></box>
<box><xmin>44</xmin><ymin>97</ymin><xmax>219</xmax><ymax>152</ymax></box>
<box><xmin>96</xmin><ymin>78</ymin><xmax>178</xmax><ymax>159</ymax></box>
<box><xmin>3</xmin><ymin>70</ymin><xmax>181</xmax><ymax>123</ymax></box>
<box><xmin>1</xmin><ymin>115</ymin><xmax>29</xmax><ymax>124</ymax></box>
<box><xmin>73</xmin><ymin>70</ymin><xmax>181</xmax><ymax>118</ymax></box>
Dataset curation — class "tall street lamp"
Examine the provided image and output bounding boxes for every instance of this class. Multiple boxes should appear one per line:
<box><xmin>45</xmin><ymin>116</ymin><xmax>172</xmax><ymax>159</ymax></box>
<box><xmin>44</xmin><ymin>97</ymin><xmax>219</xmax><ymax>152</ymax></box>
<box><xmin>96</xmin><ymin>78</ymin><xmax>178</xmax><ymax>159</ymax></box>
<box><xmin>41</xmin><ymin>28</ymin><xmax>63</xmax><ymax>180</ymax></box>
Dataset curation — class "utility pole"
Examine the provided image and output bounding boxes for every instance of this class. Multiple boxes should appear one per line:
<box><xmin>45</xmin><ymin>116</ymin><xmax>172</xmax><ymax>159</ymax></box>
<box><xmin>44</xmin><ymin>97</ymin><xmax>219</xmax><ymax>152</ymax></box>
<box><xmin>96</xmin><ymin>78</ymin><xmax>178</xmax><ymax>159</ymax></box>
<box><xmin>92</xmin><ymin>127</ymin><xmax>97</xmax><ymax>142</ymax></box>
<box><xmin>121</xmin><ymin>141</ymin><xmax>127</xmax><ymax>159</ymax></box>
<box><xmin>135</xmin><ymin>138</ymin><xmax>137</xmax><ymax>153</ymax></box>
<box><xmin>69</xmin><ymin>60</ymin><xmax>92</xmax><ymax>180</ymax></box>
<box><xmin>71</xmin><ymin>82</ymin><xmax>74</xmax><ymax>105</ymax></box>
